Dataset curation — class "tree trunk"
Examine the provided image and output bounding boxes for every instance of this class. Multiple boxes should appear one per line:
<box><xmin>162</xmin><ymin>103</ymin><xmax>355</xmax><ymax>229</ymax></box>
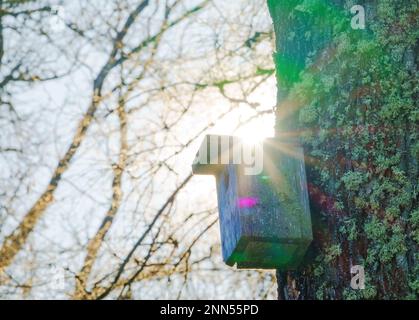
<box><xmin>268</xmin><ymin>0</ymin><xmax>418</xmax><ymax>300</ymax></box>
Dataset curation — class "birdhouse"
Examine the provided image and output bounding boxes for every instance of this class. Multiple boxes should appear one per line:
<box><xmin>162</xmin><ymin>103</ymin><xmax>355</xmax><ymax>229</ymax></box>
<box><xmin>192</xmin><ymin>135</ymin><xmax>312</xmax><ymax>269</ymax></box>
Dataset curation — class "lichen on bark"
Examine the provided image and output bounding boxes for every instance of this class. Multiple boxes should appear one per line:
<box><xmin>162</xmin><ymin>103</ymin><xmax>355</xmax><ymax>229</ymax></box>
<box><xmin>269</xmin><ymin>0</ymin><xmax>418</xmax><ymax>299</ymax></box>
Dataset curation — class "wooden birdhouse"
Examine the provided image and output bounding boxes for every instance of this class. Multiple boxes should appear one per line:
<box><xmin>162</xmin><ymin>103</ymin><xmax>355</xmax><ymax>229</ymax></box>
<box><xmin>192</xmin><ymin>135</ymin><xmax>312</xmax><ymax>269</ymax></box>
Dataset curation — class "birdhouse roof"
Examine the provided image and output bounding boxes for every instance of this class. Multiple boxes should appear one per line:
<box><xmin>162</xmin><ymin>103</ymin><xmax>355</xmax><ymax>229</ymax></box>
<box><xmin>192</xmin><ymin>135</ymin><xmax>242</xmax><ymax>175</ymax></box>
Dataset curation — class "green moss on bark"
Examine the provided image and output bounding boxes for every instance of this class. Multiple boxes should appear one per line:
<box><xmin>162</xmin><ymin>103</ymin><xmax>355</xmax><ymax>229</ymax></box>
<box><xmin>269</xmin><ymin>0</ymin><xmax>418</xmax><ymax>299</ymax></box>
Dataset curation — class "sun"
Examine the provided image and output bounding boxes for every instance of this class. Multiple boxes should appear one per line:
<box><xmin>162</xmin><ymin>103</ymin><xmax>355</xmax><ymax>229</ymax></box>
<box><xmin>205</xmin><ymin>75</ymin><xmax>276</xmax><ymax>142</ymax></box>
<box><xmin>210</xmin><ymin>106</ymin><xmax>275</xmax><ymax>144</ymax></box>
<box><xmin>234</xmin><ymin>114</ymin><xmax>274</xmax><ymax>143</ymax></box>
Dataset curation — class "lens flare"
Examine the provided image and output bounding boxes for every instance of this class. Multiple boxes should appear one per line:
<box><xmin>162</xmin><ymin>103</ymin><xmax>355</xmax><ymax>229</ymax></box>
<box><xmin>237</xmin><ymin>197</ymin><xmax>259</xmax><ymax>209</ymax></box>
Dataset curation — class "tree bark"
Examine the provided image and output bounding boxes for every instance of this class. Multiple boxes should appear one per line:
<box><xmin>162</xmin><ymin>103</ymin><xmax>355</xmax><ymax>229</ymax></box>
<box><xmin>269</xmin><ymin>0</ymin><xmax>418</xmax><ymax>300</ymax></box>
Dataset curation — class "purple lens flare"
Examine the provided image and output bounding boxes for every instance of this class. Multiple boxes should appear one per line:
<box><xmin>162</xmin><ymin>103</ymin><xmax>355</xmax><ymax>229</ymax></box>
<box><xmin>237</xmin><ymin>196</ymin><xmax>259</xmax><ymax>209</ymax></box>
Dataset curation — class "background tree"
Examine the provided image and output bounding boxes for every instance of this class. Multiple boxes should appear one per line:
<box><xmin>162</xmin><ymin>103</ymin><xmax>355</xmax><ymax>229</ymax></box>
<box><xmin>0</xmin><ymin>0</ymin><xmax>278</xmax><ymax>299</ymax></box>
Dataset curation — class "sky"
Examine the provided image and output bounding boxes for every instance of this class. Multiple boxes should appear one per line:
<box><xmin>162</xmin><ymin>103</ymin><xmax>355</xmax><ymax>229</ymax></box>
<box><xmin>0</xmin><ymin>0</ymin><xmax>279</xmax><ymax>299</ymax></box>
